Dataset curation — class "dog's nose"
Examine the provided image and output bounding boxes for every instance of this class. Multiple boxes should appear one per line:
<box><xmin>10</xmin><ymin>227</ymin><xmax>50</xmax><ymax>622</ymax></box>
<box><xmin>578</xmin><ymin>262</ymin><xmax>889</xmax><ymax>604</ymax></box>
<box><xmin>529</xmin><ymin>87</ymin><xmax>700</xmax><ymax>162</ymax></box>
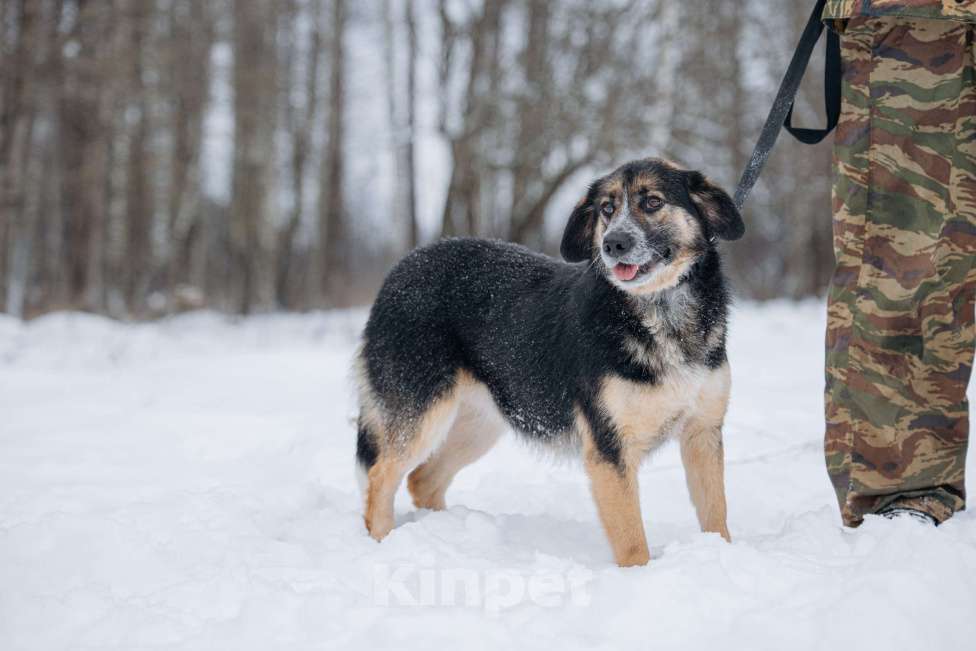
<box><xmin>603</xmin><ymin>231</ymin><xmax>635</xmax><ymax>258</ymax></box>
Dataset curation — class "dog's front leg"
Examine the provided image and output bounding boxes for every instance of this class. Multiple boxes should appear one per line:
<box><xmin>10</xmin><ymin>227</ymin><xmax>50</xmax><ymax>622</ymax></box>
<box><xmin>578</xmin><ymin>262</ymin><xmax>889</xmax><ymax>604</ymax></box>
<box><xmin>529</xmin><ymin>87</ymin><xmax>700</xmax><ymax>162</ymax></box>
<box><xmin>582</xmin><ymin>436</ymin><xmax>649</xmax><ymax>567</ymax></box>
<box><xmin>679</xmin><ymin>364</ymin><xmax>732</xmax><ymax>542</ymax></box>
<box><xmin>679</xmin><ymin>424</ymin><xmax>730</xmax><ymax>541</ymax></box>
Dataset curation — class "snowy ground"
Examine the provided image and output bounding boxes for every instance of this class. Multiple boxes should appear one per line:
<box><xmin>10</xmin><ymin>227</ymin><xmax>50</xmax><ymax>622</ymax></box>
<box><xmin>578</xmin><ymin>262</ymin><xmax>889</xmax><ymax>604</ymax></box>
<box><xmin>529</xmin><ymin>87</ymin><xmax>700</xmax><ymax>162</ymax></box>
<box><xmin>1</xmin><ymin>302</ymin><xmax>974</xmax><ymax>651</ymax></box>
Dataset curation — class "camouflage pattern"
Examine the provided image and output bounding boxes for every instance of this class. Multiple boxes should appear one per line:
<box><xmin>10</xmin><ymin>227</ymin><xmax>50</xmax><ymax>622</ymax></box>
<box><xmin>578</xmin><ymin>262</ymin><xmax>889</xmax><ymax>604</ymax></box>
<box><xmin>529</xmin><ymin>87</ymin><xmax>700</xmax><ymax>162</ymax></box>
<box><xmin>824</xmin><ymin>14</ymin><xmax>976</xmax><ymax>525</ymax></box>
<box><xmin>824</xmin><ymin>0</ymin><xmax>976</xmax><ymax>23</ymax></box>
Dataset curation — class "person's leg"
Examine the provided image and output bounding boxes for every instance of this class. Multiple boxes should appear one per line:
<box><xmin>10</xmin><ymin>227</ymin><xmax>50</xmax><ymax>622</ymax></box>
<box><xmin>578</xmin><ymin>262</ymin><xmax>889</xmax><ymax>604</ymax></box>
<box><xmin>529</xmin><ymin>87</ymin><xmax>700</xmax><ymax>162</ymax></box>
<box><xmin>825</xmin><ymin>16</ymin><xmax>976</xmax><ymax>526</ymax></box>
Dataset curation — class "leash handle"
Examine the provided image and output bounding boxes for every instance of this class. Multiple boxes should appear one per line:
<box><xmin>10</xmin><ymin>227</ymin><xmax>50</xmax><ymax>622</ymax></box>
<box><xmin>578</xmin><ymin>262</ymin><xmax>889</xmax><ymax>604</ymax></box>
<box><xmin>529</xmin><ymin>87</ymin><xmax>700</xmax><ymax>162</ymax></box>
<box><xmin>733</xmin><ymin>0</ymin><xmax>840</xmax><ymax>210</ymax></box>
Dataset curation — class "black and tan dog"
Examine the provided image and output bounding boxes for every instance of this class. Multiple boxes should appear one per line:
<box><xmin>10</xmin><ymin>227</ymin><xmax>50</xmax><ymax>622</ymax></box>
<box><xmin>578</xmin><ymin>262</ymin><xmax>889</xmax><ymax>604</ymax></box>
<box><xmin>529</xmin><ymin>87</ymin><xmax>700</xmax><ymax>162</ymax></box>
<box><xmin>354</xmin><ymin>158</ymin><xmax>743</xmax><ymax>566</ymax></box>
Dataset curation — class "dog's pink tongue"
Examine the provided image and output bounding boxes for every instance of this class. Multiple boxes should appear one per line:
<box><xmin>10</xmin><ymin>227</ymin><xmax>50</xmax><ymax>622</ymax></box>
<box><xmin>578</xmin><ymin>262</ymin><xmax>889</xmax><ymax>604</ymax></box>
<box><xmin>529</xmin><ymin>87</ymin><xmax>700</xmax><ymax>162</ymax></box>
<box><xmin>613</xmin><ymin>263</ymin><xmax>639</xmax><ymax>281</ymax></box>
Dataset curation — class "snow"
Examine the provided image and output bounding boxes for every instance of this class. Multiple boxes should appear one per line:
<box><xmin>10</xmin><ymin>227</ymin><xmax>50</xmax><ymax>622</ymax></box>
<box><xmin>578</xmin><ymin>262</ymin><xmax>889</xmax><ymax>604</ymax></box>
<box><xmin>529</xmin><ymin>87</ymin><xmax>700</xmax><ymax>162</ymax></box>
<box><xmin>1</xmin><ymin>302</ymin><xmax>974</xmax><ymax>650</ymax></box>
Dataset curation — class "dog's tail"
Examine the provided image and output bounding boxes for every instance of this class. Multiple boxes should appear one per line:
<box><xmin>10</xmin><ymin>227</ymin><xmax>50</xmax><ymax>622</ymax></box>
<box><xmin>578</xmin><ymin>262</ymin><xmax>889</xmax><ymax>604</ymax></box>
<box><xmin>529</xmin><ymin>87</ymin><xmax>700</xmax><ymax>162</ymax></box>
<box><xmin>355</xmin><ymin>417</ymin><xmax>379</xmax><ymax>493</ymax></box>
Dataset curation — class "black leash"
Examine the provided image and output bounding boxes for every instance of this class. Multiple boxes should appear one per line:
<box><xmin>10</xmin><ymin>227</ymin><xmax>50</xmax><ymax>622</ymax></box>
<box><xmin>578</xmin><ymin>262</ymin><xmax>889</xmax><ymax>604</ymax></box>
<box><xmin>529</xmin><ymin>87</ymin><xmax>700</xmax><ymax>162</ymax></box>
<box><xmin>733</xmin><ymin>0</ymin><xmax>841</xmax><ymax>210</ymax></box>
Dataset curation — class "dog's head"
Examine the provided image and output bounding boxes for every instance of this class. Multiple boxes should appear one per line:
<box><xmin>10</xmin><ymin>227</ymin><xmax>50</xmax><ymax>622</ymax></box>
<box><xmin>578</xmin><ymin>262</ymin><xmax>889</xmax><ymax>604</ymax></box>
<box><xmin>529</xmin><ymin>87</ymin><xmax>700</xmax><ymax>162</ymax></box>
<box><xmin>560</xmin><ymin>158</ymin><xmax>743</xmax><ymax>294</ymax></box>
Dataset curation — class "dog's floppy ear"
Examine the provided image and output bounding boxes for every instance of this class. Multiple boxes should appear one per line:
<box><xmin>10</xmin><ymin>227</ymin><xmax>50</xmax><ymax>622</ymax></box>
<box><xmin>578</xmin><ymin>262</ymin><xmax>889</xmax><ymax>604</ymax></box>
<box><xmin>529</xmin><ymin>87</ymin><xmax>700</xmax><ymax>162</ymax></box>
<box><xmin>685</xmin><ymin>171</ymin><xmax>745</xmax><ymax>241</ymax></box>
<box><xmin>560</xmin><ymin>193</ymin><xmax>596</xmax><ymax>262</ymax></box>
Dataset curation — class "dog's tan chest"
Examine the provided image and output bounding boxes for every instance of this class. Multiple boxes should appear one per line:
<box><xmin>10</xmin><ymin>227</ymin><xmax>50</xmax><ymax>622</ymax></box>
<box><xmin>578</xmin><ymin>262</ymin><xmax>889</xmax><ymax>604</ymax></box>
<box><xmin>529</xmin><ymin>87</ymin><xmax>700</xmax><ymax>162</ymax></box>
<box><xmin>599</xmin><ymin>364</ymin><xmax>730</xmax><ymax>460</ymax></box>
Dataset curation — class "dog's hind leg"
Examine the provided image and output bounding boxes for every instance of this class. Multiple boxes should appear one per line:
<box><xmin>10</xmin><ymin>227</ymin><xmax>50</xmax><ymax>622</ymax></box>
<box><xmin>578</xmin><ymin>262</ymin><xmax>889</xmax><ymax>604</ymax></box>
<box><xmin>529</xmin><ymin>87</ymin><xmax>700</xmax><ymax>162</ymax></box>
<box><xmin>679</xmin><ymin>364</ymin><xmax>731</xmax><ymax>542</ymax></box>
<box><xmin>362</xmin><ymin>390</ymin><xmax>461</xmax><ymax>541</ymax></box>
<box><xmin>407</xmin><ymin>384</ymin><xmax>505</xmax><ymax>510</ymax></box>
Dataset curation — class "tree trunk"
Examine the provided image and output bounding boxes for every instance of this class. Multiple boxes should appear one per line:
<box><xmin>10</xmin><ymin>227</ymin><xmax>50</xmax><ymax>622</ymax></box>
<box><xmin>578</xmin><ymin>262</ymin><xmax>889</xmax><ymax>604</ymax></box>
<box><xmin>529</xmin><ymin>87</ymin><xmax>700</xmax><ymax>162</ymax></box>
<box><xmin>58</xmin><ymin>0</ymin><xmax>114</xmax><ymax>312</ymax></box>
<box><xmin>382</xmin><ymin>0</ymin><xmax>419</xmax><ymax>251</ymax></box>
<box><xmin>276</xmin><ymin>0</ymin><xmax>322</xmax><ymax>309</ymax></box>
<box><xmin>319</xmin><ymin>0</ymin><xmax>347</xmax><ymax>305</ymax></box>
<box><xmin>438</xmin><ymin>1</ymin><xmax>505</xmax><ymax>238</ymax></box>
<box><xmin>0</xmin><ymin>0</ymin><xmax>39</xmax><ymax>317</ymax></box>
<box><xmin>124</xmin><ymin>0</ymin><xmax>153</xmax><ymax>316</ymax></box>
<box><xmin>508</xmin><ymin>0</ymin><xmax>550</xmax><ymax>243</ymax></box>
<box><xmin>231</xmin><ymin>0</ymin><xmax>279</xmax><ymax>314</ymax></box>
<box><xmin>167</xmin><ymin>0</ymin><xmax>215</xmax><ymax>312</ymax></box>
<box><xmin>404</xmin><ymin>0</ymin><xmax>419</xmax><ymax>249</ymax></box>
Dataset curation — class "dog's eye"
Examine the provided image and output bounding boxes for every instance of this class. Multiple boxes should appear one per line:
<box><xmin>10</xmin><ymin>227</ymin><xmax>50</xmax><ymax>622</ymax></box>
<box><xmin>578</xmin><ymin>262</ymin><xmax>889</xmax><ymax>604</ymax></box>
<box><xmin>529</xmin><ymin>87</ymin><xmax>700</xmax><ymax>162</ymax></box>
<box><xmin>641</xmin><ymin>197</ymin><xmax>664</xmax><ymax>212</ymax></box>
<box><xmin>600</xmin><ymin>202</ymin><xmax>614</xmax><ymax>217</ymax></box>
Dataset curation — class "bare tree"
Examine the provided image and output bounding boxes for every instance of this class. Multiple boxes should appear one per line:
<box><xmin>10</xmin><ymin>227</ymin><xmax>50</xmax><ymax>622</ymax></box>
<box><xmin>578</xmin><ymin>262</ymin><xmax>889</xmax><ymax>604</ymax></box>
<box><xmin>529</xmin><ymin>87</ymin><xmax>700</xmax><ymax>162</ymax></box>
<box><xmin>403</xmin><ymin>0</ymin><xmax>419</xmax><ymax>249</ymax></box>
<box><xmin>0</xmin><ymin>0</ymin><xmax>41</xmax><ymax>316</ymax></box>
<box><xmin>123</xmin><ymin>0</ymin><xmax>153</xmax><ymax>315</ymax></box>
<box><xmin>382</xmin><ymin>0</ymin><xmax>420</xmax><ymax>251</ymax></box>
<box><xmin>58</xmin><ymin>0</ymin><xmax>118</xmax><ymax>312</ymax></box>
<box><xmin>438</xmin><ymin>0</ymin><xmax>507</xmax><ymax>238</ymax></box>
<box><xmin>165</xmin><ymin>0</ymin><xmax>216</xmax><ymax>312</ymax></box>
<box><xmin>31</xmin><ymin>0</ymin><xmax>67</xmax><ymax>316</ymax></box>
<box><xmin>508</xmin><ymin>1</ymin><xmax>551</xmax><ymax>243</ymax></box>
<box><xmin>509</xmin><ymin>1</ymin><xmax>656</xmax><ymax>245</ymax></box>
<box><xmin>230</xmin><ymin>0</ymin><xmax>279</xmax><ymax>313</ymax></box>
<box><xmin>277</xmin><ymin>0</ymin><xmax>322</xmax><ymax>309</ymax></box>
<box><xmin>437</xmin><ymin>1</ymin><xmax>663</xmax><ymax>247</ymax></box>
<box><xmin>318</xmin><ymin>0</ymin><xmax>347</xmax><ymax>305</ymax></box>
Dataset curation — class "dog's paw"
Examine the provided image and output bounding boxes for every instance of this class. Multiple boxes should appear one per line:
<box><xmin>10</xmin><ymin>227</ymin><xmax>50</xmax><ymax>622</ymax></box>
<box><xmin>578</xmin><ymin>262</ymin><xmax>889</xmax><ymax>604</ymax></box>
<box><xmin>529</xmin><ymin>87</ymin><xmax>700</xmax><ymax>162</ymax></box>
<box><xmin>407</xmin><ymin>471</ymin><xmax>446</xmax><ymax>511</ymax></box>
<box><xmin>616</xmin><ymin>548</ymin><xmax>651</xmax><ymax>567</ymax></box>
<box><xmin>365</xmin><ymin>516</ymin><xmax>393</xmax><ymax>541</ymax></box>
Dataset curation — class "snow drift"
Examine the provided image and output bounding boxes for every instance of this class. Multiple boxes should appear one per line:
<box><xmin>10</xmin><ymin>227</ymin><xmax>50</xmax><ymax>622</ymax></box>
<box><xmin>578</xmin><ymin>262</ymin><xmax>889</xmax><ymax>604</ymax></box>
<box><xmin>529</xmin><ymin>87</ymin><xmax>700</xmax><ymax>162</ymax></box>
<box><xmin>1</xmin><ymin>303</ymin><xmax>974</xmax><ymax>650</ymax></box>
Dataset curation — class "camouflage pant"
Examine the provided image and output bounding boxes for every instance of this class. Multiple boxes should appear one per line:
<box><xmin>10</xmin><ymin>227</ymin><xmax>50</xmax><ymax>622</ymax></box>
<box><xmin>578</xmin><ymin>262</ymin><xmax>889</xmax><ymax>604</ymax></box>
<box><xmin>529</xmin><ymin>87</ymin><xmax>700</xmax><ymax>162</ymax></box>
<box><xmin>826</xmin><ymin>15</ymin><xmax>976</xmax><ymax>525</ymax></box>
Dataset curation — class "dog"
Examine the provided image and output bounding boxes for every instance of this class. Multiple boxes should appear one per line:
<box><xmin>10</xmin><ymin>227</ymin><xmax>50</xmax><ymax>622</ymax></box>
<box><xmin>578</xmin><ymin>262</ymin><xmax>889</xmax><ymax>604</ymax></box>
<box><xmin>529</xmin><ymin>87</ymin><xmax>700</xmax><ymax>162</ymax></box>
<box><xmin>354</xmin><ymin>158</ymin><xmax>743</xmax><ymax>566</ymax></box>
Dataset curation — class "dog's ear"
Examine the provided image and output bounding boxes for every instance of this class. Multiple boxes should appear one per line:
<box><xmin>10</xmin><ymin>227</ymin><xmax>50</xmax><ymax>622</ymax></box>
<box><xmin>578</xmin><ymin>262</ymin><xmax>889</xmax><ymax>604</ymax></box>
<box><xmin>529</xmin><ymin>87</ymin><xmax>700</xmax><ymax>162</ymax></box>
<box><xmin>560</xmin><ymin>193</ymin><xmax>596</xmax><ymax>262</ymax></box>
<box><xmin>685</xmin><ymin>171</ymin><xmax>745</xmax><ymax>241</ymax></box>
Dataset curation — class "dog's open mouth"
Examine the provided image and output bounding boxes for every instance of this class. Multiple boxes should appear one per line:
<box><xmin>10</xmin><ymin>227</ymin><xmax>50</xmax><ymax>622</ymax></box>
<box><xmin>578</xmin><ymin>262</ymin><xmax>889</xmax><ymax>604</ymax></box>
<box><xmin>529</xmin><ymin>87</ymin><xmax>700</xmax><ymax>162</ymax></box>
<box><xmin>612</xmin><ymin>260</ymin><xmax>657</xmax><ymax>282</ymax></box>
